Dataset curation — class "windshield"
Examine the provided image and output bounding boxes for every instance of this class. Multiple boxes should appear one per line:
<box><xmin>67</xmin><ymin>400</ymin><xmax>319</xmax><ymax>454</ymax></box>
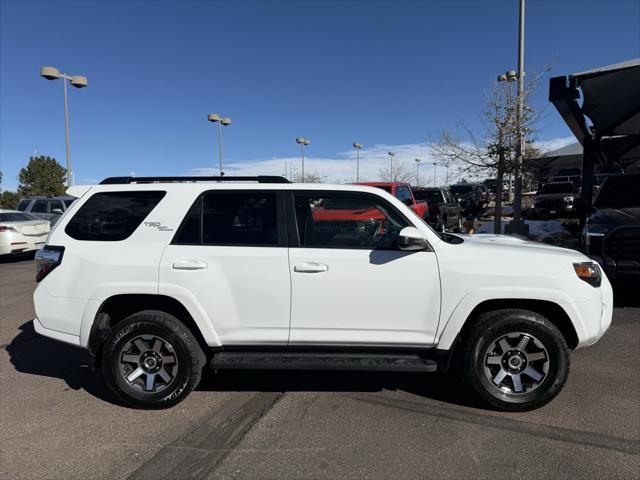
<box><xmin>413</xmin><ymin>190</ymin><xmax>443</xmax><ymax>203</ymax></box>
<box><xmin>0</xmin><ymin>212</ymin><xmax>38</xmax><ymax>222</ymax></box>
<box><xmin>595</xmin><ymin>175</ymin><xmax>640</xmax><ymax>209</ymax></box>
<box><xmin>450</xmin><ymin>185</ymin><xmax>472</xmax><ymax>195</ymax></box>
<box><xmin>540</xmin><ymin>183</ymin><xmax>574</xmax><ymax>194</ymax></box>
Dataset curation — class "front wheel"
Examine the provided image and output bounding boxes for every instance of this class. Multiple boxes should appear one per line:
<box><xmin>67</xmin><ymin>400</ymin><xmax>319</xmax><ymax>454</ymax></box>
<box><xmin>101</xmin><ymin>310</ymin><xmax>205</xmax><ymax>409</ymax></box>
<box><xmin>458</xmin><ymin>309</ymin><xmax>569</xmax><ymax>411</ymax></box>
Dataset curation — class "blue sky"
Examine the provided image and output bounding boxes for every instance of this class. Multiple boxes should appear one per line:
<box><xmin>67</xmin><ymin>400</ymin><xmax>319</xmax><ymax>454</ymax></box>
<box><xmin>1</xmin><ymin>0</ymin><xmax>639</xmax><ymax>188</ymax></box>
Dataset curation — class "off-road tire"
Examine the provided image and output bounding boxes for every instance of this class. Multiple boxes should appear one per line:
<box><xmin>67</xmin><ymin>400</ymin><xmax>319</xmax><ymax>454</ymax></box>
<box><xmin>458</xmin><ymin>309</ymin><xmax>569</xmax><ymax>411</ymax></box>
<box><xmin>101</xmin><ymin>310</ymin><xmax>205</xmax><ymax>409</ymax></box>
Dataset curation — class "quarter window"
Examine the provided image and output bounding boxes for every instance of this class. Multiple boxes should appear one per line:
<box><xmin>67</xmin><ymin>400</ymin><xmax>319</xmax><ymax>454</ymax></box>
<box><xmin>65</xmin><ymin>191</ymin><xmax>166</xmax><ymax>241</ymax></box>
<box><xmin>293</xmin><ymin>192</ymin><xmax>409</xmax><ymax>249</ymax></box>
<box><xmin>16</xmin><ymin>200</ymin><xmax>31</xmax><ymax>211</ymax></box>
<box><xmin>174</xmin><ymin>192</ymin><xmax>279</xmax><ymax>246</ymax></box>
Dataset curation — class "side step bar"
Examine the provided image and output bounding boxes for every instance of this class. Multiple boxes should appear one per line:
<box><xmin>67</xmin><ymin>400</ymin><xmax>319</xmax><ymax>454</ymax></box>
<box><xmin>209</xmin><ymin>352</ymin><xmax>437</xmax><ymax>372</ymax></box>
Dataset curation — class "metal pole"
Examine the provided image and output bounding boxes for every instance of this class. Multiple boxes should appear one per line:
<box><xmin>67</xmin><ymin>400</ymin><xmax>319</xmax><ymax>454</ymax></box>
<box><xmin>513</xmin><ymin>0</ymin><xmax>525</xmax><ymax>223</ymax></box>
<box><xmin>390</xmin><ymin>156</ymin><xmax>393</xmax><ymax>181</ymax></box>
<box><xmin>416</xmin><ymin>162</ymin><xmax>419</xmax><ymax>186</ymax></box>
<box><xmin>62</xmin><ymin>77</ymin><xmax>72</xmax><ymax>186</ymax></box>
<box><xmin>301</xmin><ymin>144</ymin><xmax>305</xmax><ymax>182</ymax></box>
<box><xmin>433</xmin><ymin>163</ymin><xmax>437</xmax><ymax>187</ymax></box>
<box><xmin>217</xmin><ymin>122</ymin><xmax>224</xmax><ymax>176</ymax></box>
<box><xmin>356</xmin><ymin>148</ymin><xmax>360</xmax><ymax>182</ymax></box>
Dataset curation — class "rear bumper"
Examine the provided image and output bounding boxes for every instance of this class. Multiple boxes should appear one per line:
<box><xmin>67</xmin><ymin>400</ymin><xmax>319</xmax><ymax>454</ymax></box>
<box><xmin>33</xmin><ymin>317</ymin><xmax>81</xmax><ymax>347</ymax></box>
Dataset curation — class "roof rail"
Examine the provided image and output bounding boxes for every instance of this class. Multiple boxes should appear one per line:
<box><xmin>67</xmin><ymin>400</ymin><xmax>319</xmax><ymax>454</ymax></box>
<box><xmin>99</xmin><ymin>175</ymin><xmax>290</xmax><ymax>185</ymax></box>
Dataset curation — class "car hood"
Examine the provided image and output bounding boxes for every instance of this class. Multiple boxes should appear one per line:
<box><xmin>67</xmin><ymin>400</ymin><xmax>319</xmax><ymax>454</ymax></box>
<box><xmin>588</xmin><ymin>206</ymin><xmax>640</xmax><ymax>226</ymax></box>
<box><xmin>456</xmin><ymin>233</ymin><xmax>586</xmax><ymax>260</ymax></box>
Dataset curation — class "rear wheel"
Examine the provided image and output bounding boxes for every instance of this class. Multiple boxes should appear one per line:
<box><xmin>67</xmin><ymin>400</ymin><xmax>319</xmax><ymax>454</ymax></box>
<box><xmin>101</xmin><ymin>310</ymin><xmax>205</xmax><ymax>409</ymax></box>
<box><xmin>458</xmin><ymin>309</ymin><xmax>569</xmax><ymax>411</ymax></box>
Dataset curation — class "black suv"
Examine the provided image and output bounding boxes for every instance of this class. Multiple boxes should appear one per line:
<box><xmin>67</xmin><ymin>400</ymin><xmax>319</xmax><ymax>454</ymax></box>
<box><xmin>449</xmin><ymin>183</ymin><xmax>486</xmax><ymax>216</ymax></box>
<box><xmin>534</xmin><ymin>182</ymin><xmax>578</xmax><ymax>218</ymax></box>
<box><xmin>583</xmin><ymin>173</ymin><xmax>640</xmax><ymax>281</ymax></box>
<box><xmin>412</xmin><ymin>187</ymin><xmax>463</xmax><ymax>232</ymax></box>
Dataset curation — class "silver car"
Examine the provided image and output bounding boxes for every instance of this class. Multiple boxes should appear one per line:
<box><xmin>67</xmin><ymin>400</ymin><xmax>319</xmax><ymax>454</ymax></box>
<box><xmin>0</xmin><ymin>210</ymin><xmax>50</xmax><ymax>256</ymax></box>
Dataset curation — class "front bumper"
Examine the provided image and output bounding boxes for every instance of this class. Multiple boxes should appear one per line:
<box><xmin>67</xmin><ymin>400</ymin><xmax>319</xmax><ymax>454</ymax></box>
<box><xmin>562</xmin><ymin>274</ymin><xmax>614</xmax><ymax>349</ymax></box>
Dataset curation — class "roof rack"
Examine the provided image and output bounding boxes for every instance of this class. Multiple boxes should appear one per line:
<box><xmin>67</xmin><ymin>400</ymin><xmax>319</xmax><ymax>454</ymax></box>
<box><xmin>99</xmin><ymin>175</ymin><xmax>290</xmax><ymax>185</ymax></box>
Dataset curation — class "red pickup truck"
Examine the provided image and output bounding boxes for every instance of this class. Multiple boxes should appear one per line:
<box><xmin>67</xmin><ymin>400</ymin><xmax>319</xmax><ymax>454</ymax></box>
<box><xmin>357</xmin><ymin>182</ymin><xmax>429</xmax><ymax>221</ymax></box>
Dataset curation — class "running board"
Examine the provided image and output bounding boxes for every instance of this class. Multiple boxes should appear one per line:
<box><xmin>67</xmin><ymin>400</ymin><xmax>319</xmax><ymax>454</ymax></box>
<box><xmin>209</xmin><ymin>352</ymin><xmax>437</xmax><ymax>372</ymax></box>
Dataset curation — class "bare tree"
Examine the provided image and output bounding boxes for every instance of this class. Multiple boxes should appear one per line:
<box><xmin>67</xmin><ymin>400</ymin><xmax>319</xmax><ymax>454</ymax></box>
<box><xmin>378</xmin><ymin>158</ymin><xmax>415</xmax><ymax>183</ymax></box>
<box><xmin>292</xmin><ymin>170</ymin><xmax>325</xmax><ymax>183</ymax></box>
<box><xmin>430</xmin><ymin>71</ymin><xmax>547</xmax><ymax>233</ymax></box>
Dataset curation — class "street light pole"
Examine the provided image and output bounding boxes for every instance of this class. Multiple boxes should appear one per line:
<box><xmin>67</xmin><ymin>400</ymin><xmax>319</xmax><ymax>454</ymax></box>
<box><xmin>207</xmin><ymin>114</ymin><xmax>232</xmax><ymax>176</ymax></box>
<box><xmin>432</xmin><ymin>162</ymin><xmax>438</xmax><ymax>187</ymax></box>
<box><xmin>296</xmin><ymin>137</ymin><xmax>311</xmax><ymax>182</ymax></box>
<box><xmin>414</xmin><ymin>158</ymin><xmax>422</xmax><ymax>186</ymax></box>
<box><xmin>40</xmin><ymin>66</ymin><xmax>88</xmax><ymax>187</ymax></box>
<box><xmin>353</xmin><ymin>143</ymin><xmax>363</xmax><ymax>182</ymax></box>
<box><xmin>388</xmin><ymin>152</ymin><xmax>396</xmax><ymax>181</ymax></box>
<box><xmin>506</xmin><ymin>0</ymin><xmax>529</xmax><ymax>236</ymax></box>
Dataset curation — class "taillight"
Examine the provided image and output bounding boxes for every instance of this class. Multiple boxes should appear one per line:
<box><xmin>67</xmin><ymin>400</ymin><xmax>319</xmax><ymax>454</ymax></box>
<box><xmin>35</xmin><ymin>246</ymin><xmax>65</xmax><ymax>282</ymax></box>
<box><xmin>0</xmin><ymin>225</ymin><xmax>17</xmax><ymax>232</ymax></box>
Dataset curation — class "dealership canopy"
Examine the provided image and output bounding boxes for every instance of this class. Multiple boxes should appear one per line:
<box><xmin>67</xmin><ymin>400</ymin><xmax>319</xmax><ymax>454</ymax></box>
<box><xmin>549</xmin><ymin>58</ymin><xmax>640</xmax><ymax>204</ymax></box>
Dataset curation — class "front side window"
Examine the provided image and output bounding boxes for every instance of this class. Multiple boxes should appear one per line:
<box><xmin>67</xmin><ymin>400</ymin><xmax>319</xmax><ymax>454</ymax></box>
<box><xmin>65</xmin><ymin>191</ymin><xmax>166</xmax><ymax>241</ymax></box>
<box><xmin>294</xmin><ymin>192</ymin><xmax>409</xmax><ymax>249</ymax></box>
<box><xmin>31</xmin><ymin>200</ymin><xmax>48</xmax><ymax>213</ymax></box>
<box><xmin>174</xmin><ymin>191</ymin><xmax>279</xmax><ymax>246</ymax></box>
<box><xmin>395</xmin><ymin>186</ymin><xmax>413</xmax><ymax>205</ymax></box>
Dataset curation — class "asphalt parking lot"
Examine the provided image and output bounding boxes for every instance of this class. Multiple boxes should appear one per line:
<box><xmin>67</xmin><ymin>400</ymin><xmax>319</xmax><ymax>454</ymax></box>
<box><xmin>1</xmin><ymin>257</ymin><xmax>638</xmax><ymax>480</ymax></box>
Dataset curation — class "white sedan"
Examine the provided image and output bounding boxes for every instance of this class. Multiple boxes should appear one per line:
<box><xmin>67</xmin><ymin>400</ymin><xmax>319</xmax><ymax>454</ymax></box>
<box><xmin>0</xmin><ymin>209</ymin><xmax>50</xmax><ymax>256</ymax></box>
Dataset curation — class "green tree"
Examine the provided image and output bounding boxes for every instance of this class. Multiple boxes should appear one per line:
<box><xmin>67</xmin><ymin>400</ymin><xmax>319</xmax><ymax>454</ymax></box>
<box><xmin>0</xmin><ymin>191</ymin><xmax>20</xmax><ymax>209</ymax></box>
<box><xmin>18</xmin><ymin>156</ymin><xmax>67</xmax><ymax>196</ymax></box>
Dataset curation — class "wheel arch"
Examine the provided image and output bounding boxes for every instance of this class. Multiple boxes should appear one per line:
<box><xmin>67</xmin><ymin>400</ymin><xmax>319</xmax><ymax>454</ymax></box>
<box><xmin>87</xmin><ymin>293</ymin><xmax>216</xmax><ymax>369</ymax></box>
<box><xmin>438</xmin><ymin>298</ymin><xmax>580</xmax><ymax>356</ymax></box>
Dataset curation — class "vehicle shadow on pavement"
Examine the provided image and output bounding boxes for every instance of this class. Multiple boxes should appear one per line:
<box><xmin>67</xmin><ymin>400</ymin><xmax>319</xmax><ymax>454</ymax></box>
<box><xmin>7</xmin><ymin>322</ymin><xmax>481</xmax><ymax>409</ymax></box>
<box><xmin>0</xmin><ymin>252</ymin><xmax>35</xmax><ymax>264</ymax></box>
<box><xmin>613</xmin><ymin>280</ymin><xmax>640</xmax><ymax>308</ymax></box>
<box><xmin>198</xmin><ymin>368</ymin><xmax>481</xmax><ymax>409</ymax></box>
<box><xmin>5</xmin><ymin>321</ymin><xmax>119</xmax><ymax>405</ymax></box>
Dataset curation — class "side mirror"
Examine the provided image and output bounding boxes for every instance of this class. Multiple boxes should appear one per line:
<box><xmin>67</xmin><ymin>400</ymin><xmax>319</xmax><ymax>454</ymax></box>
<box><xmin>51</xmin><ymin>208</ymin><xmax>63</xmax><ymax>214</ymax></box>
<box><xmin>397</xmin><ymin>226</ymin><xmax>428</xmax><ymax>251</ymax></box>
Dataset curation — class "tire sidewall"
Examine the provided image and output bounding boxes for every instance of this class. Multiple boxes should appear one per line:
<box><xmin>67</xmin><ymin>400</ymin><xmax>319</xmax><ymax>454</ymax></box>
<box><xmin>102</xmin><ymin>314</ymin><xmax>201</xmax><ymax>408</ymax></box>
<box><xmin>464</xmin><ymin>311</ymin><xmax>569</xmax><ymax>410</ymax></box>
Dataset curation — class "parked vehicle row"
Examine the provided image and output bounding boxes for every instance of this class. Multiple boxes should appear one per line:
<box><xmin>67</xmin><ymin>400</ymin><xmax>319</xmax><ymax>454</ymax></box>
<box><xmin>33</xmin><ymin>175</ymin><xmax>612</xmax><ymax>412</ymax></box>
<box><xmin>412</xmin><ymin>187</ymin><xmax>463</xmax><ymax>232</ymax></box>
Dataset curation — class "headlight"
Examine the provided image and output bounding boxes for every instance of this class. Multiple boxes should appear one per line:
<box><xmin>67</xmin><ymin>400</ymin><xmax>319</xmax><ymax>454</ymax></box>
<box><xmin>573</xmin><ymin>262</ymin><xmax>602</xmax><ymax>287</ymax></box>
<box><xmin>563</xmin><ymin>196</ymin><xmax>574</xmax><ymax>204</ymax></box>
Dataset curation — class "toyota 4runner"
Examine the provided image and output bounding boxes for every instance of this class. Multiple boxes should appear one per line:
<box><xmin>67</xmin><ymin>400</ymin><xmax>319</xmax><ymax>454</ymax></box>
<box><xmin>33</xmin><ymin>176</ymin><xmax>612</xmax><ymax>411</ymax></box>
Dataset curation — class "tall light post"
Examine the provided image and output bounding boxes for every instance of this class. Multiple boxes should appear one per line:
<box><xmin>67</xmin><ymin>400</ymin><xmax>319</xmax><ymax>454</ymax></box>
<box><xmin>353</xmin><ymin>143</ymin><xmax>363</xmax><ymax>182</ymax></box>
<box><xmin>432</xmin><ymin>161</ymin><xmax>438</xmax><ymax>187</ymax></box>
<box><xmin>40</xmin><ymin>66</ymin><xmax>88</xmax><ymax>187</ymax></box>
<box><xmin>207</xmin><ymin>114</ymin><xmax>232</xmax><ymax>176</ymax></box>
<box><xmin>506</xmin><ymin>0</ymin><xmax>528</xmax><ymax>236</ymax></box>
<box><xmin>296</xmin><ymin>137</ymin><xmax>311</xmax><ymax>182</ymax></box>
<box><xmin>414</xmin><ymin>158</ymin><xmax>422</xmax><ymax>186</ymax></box>
<box><xmin>387</xmin><ymin>151</ymin><xmax>396</xmax><ymax>181</ymax></box>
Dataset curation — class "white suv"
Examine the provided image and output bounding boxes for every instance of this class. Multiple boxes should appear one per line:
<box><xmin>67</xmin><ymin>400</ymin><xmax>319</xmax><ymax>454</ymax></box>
<box><xmin>33</xmin><ymin>176</ymin><xmax>612</xmax><ymax>411</ymax></box>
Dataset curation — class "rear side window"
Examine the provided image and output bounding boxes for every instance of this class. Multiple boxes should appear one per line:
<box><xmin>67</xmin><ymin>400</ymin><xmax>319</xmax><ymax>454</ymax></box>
<box><xmin>65</xmin><ymin>191</ymin><xmax>166</xmax><ymax>241</ymax></box>
<box><xmin>173</xmin><ymin>191</ymin><xmax>279</xmax><ymax>246</ymax></box>
<box><xmin>31</xmin><ymin>200</ymin><xmax>49</xmax><ymax>213</ymax></box>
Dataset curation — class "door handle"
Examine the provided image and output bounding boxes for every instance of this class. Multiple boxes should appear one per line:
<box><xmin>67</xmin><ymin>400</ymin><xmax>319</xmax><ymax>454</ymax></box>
<box><xmin>172</xmin><ymin>260</ymin><xmax>207</xmax><ymax>270</ymax></box>
<box><xmin>294</xmin><ymin>262</ymin><xmax>329</xmax><ymax>273</ymax></box>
